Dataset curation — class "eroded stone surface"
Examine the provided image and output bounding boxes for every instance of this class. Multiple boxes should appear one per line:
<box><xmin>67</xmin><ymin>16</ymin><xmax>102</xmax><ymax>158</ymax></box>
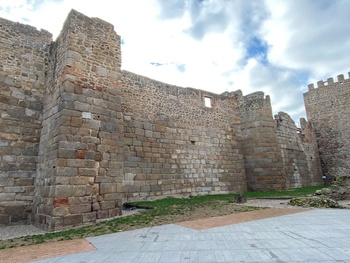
<box><xmin>0</xmin><ymin>10</ymin><xmax>329</xmax><ymax>230</ymax></box>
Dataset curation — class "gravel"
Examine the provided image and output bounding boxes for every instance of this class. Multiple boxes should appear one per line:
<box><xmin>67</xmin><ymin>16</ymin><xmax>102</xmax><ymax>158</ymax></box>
<box><xmin>0</xmin><ymin>224</ymin><xmax>47</xmax><ymax>241</ymax></box>
<box><xmin>242</xmin><ymin>198</ymin><xmax>299</xmax><ymax>209</ymax></box>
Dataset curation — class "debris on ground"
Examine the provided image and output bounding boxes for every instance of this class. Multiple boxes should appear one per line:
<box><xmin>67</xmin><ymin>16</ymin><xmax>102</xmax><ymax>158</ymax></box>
<box><xmin>289</xmin><ymin>196</ymin><xmax>344</xmax><ymax>208</ymax></box>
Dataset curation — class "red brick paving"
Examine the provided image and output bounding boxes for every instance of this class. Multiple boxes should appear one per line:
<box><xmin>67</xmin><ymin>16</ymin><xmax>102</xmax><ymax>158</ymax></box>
<box><xmin>0</xmin><ymin>239</ymin><xmax>95</xmax><ymax>263</ymax></box>
<box><xmin>177</xmin><ymin>208</ymin><xmax>308</xmax><ymax>230</ymax></box>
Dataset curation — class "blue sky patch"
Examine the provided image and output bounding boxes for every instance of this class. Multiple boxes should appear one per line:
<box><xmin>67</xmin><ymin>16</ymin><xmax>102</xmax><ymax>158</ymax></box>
<box><xmin>246</xmin><ymin>36</ymin><xmax>268</xmax><ymax>64</ymax></box>
<box><xmin>291</xmin><ymin>70</ymin><xmax>310</xmax><ymax>85</ymax></box>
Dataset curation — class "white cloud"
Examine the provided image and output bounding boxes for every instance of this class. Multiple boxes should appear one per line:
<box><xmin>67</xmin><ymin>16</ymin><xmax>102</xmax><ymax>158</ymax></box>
<box><xmin>262</xmin><ymin>0</ymin><xmax>350</xmax><ymax>78</ymax></box>
<box><xmin>230</xmin><ymin>58</ymin><xmax>308</xmax><ymax>121</ymax></box>
<box><xmin>1</xmin><ymin>0</ymin><xmax>349</xmax><ymax>123</ymax></box>
<box><xmin>0</xmin><ymin>0</ymin><xmax>34</xmax><ymax>22</ymax></box>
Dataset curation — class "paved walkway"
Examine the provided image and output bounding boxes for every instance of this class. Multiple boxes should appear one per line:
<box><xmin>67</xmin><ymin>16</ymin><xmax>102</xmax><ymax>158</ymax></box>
<box><xmin>2</xmin><ymin>208</ymin><xmax>350</xmax><ymax>262</ymax></box>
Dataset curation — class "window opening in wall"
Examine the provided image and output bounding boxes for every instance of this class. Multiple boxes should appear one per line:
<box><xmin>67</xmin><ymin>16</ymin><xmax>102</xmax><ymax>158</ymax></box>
<box><xmin>204</xmin><ymin>97</ymin><xmax>212</xmax><ymax>108</ymax></box>
<box><xmin>191</xmin><ymin>141</ymin><xmax>195</xmax><ymax>145</ymax></box>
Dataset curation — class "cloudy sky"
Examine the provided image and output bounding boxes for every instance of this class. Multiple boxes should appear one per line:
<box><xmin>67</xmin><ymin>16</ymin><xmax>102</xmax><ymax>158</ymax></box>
<box><xmin>1</xmin><ymin>0</ymin><xmax>349</xmax><ymax>123</ymax></box>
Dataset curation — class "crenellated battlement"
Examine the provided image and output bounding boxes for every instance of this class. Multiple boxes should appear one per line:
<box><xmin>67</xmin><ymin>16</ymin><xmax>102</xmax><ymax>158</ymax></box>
<box><xmin>304</xmin><ymin>69</ymin><xmax>350</xmax><ymax>180</ymax></box>
<box><xmin>307</xmin><ymin>71</ymin><xmax>350</xmax><ymax>91</ymax></box>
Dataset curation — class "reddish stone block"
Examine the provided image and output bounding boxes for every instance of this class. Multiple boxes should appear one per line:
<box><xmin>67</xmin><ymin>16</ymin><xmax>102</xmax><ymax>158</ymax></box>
<box><xmin>53</xmin><ymin>198</ymin><xmax>69</xmax><ymax>207</ymax></box>
<box><xmin>76</xmin><ymin>149</ymin><xmax>86</xmax><ymax>159</ymax></box>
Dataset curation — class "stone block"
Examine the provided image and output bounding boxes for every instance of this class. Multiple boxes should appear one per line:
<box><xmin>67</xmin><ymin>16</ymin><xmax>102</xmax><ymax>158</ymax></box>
<box><xmin>0</xmin><ymin>193</ymin><xmax>15</xmax><ymax>201</ymax></box>
<box><xmin>96</xmin><ymin>210</ymin><xmax>108</xmax><ymax>219</ymax></box>
<box><xmin>0</xmin><ymin>139</ymin><xmax>9</xmax><ymax>147</ymax></box>
<box><xmin>71</xmin><ymin>117</ymin><xmax>83</xmax><ymax>127</ymax></box>
<box><xmin>150</xmin><ymin>185</ymin><xmax>161</xmax><ymax>191</ymax></box>
<box><xmin>84</xmin><ymin>119</ymin><xmax>100</xmax><ymax>130</ymax></box>
<box><xmin>124</xmin><ymin>161</ymin><xmax>137</xmax><ymax>167</ymax></box>
<box><xmin>66</xmin><ymin>159</ymin><xmax>95</xmax><ymax>168</ymax></box>
<box><xmin>145</xmin><ymin>130</ymin><xmax>153</xmax><ymax>137</ymax></box>
<box><xmin>73</xmin><ymin>185</ymin><xmax>86</xmax><ymax>197</ymax></box>
<box><xmin>135</xmin><ymin>128</ymin><xmax>144</xmax><ymax>136</ymax></box>
<box><xmin>127</xmin><ymin>186</ymin><xmax>140</xmax><ymax>193</ymax></box>
<box><xmin>140</xmin><ymin>186</ymin><xmax>151</xmax><ymax>192</ymax></box>
<box><xmin>52</xmin><ymin>206</ymin><xmax>69</xmax><ymax>217</ymax></box>
<box><xmin>69</xmin><ymin>204</ymin><xmax>92</xmax><ymax>214</ymax></box>
<box><xmin>58</xmin><ymin>141</ymin><xmax>87</xmax><ymax>150</ymax></box>
<box><xmin>14</xmin><ymin>178</ymin><xmax>33</xmax><ymax>186</ymax></box>
<box><xmin>92</xmin><ymin>202</ymin><xmax>100</xmax><ymax>211</ymax></box>
<box><xmin>54</xmin><ymin>185</ymin><xmax>74</xmax><ymax>198</ymax></box>
<box><xmin>2</xmin><ymin>202</ymin><xmax>27</xmax><ymax>214</ymax></box>
<box><xmin>153</xmin><ymin>132</ymin><xmax>161</xmax><ymax>138</ymax></box>
<box><xmin>76</xmin><ymin>149</ymin><xmax>86</xmax><ymax>159</ymax></box>
<box><xmin>100</xmin><ymin>201</ymin><xmax>115</xmax><ymax>210</ymax></box>
<box><xmin>83</xmin><ymin>212</ymin><xmax>96</xmax><ymax>223</ymax></box>
<box><xmin>53</xmin><ymin>198</ymin><xmax>69</xmax><ymax>207</ymax></box>
<box><xmin>155</xmin><ymin>125</ymin><xmax>166</xmax><ymax>133</ymax></box>
<box><xmin>100</xmin><ymin>122</ymin><xmax>117</xmax><ymax>132</ymax></box>
<box><xmin>68</xmin><ymin>197</ymin><xmax>81</xmax><ymax>205</ymax></box>
<box><xmin>104</xmin><ymin>193</ymin><xmax>121</xmax><ymax>201</ymax></box>
<box><xmin>69</xmin><ymin>177</ymin><xmax>91</xmax><ymax>185</ymax></box>
<box><xmin>54</xmin><ymin>176</ymin><xmax>70</xmax><ymax>185</ymax></box>
<box><xmin>143</xmin><ymin>123</ymin><xmax>153</xmax><ymax>130</ymax></box>
<box><xmin>74</xmin><ymin>101</ymin><xmax>90</xmax><ymax>112</ymax></box>
<box><xmin>55</xmin><ymin>167</ymin><xmax>78</xmax><ymax>177</ymax></box>
<box><xmin>0</xmin><ymin>178</ymin><xmax>14</xmax><ymax>187</ymax></box>
<box><xmin>80</xmin><ymin>196</ymin><xmax>95</xmax><ymax>204</ymax></box>
<box><xmin>3</xmin><ymin>186</ymin><xmax>25</xmax><ymax>193</ymax></box>
<box><xmin>124</xmin><ymin>132</ymin><xmax>136</xmax><ymax>138</ymax></box>
<box><xmin>100</xmin><ymin>183</ymin><xmax>116</xmax><ymax>194</ymax></box>
<box><xmin>63</xmin><ymin>214</ymin><xmax>83</xmax><ymax>226</ymax></box>
<box><xmin>97</xmin><ymin>169</ymin><xmax>106</xmax><ymax>178</ymax></box>
<box><xmin>85</xmin><ymin>151</ymin><xmax>101</xmax><ymax>161</ymax></box>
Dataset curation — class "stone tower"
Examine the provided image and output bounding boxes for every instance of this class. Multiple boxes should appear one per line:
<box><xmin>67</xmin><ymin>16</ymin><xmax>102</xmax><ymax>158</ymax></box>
<box><xmin>304</xmin><ymin>73</ymin><xmax>350</xmax><ymax>180</ymax></box>
<box><xmin>240</xmin><ymin>92</ymin><xmax>285</xmax><ymax>190</ymax></box>
<box><xmin>32</xmin><ymin>10</ymin><xmax>124</xmax><ymax>230</ymax></box>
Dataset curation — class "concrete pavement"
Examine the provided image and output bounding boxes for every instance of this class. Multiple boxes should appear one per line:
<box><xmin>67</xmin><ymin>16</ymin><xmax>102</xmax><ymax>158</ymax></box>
<box><xmin>29</xmin><ymin>209</ymin><xmax>350</xmax><ymax>263</ymax></box>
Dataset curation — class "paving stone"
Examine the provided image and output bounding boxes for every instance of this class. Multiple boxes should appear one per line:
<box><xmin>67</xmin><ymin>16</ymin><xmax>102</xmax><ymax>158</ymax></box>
<box><xmin>9</xmin><ymin>209</ymin><xmax>347</xmax><ymax>262</ymax></box>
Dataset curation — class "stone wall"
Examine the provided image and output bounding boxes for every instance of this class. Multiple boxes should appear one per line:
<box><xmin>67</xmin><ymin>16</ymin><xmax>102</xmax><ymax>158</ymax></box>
<box><xmin>32</xmin><ymin>10</ymin><xmax>124</xmax><ymax>231</ymax></box>
<box><xmin>0</xmin><ymin>10</ymin><xmax>324</xmax><ymax>229</ymax></box>
<box><xmin>240</xmin><ymin>92</ymin><xmax>285</xmax><ymax>191</ymax></box>
<box><xmin>304</xmin><ymin>73</ymin><xmax>350</xmax><ymax>179</ymax></box>
<box><xmin>121</xmin><ymin>71</ymin><xmax>247</xmax><ymax>201</ymax></box>
<box><xmin>275</xmin><ymin>112</ymin><xmax>323</xmax><ymax>188</ymax></box>
<box><xmin>298</xmin><ymin>118</ymin><xmax>324</xmax><ymax>185</ymax></box>
<box><xmin>0</xmin><ymin>18</ymin><xmax>51</xmax><ymax>224</ymax></box>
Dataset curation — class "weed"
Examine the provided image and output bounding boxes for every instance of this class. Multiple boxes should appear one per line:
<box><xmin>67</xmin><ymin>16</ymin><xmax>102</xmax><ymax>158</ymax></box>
<box><xmin>244</xmin><ymin>185</ymin><xmax>327</xmax><ymax>198</ymax></box>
